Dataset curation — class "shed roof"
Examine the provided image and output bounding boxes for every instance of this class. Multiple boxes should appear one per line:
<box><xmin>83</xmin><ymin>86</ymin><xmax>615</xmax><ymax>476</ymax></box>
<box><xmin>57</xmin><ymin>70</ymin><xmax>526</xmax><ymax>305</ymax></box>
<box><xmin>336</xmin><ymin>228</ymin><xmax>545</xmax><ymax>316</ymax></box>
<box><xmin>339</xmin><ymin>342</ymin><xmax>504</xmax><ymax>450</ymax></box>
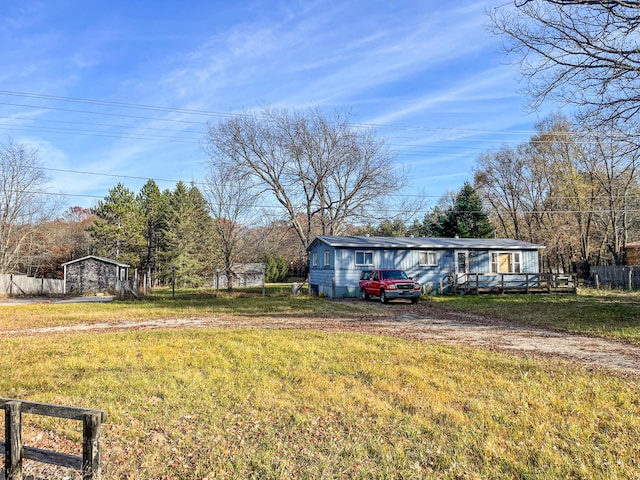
<box><xmin>61</xmin><ymin>255</ymin><xmax>130</xmax><ymax>268</ymax></box>
<box><xmin>232</xmin><ymin>263</ymin><xmax>265</xmax><ymax>275</ymax></box>
<box><xmin>307</xmin><ymin>235</ymin><xmax>545</xmax><ymax>251</ymax></box>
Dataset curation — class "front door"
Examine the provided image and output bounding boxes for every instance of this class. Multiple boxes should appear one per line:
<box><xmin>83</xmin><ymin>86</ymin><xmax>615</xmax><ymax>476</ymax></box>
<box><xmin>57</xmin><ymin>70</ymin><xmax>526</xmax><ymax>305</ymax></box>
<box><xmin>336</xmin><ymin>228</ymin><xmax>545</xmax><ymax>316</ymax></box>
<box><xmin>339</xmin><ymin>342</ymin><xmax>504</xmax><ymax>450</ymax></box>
<box><xmin>455</xmin><ymin>250</ymin><xmax>469</xmax><ymax>275</ymax></box>
<box><xmin>455</xmin><ymin>250</ymin><xmax>469</xmax><ymax>287</ymax></box>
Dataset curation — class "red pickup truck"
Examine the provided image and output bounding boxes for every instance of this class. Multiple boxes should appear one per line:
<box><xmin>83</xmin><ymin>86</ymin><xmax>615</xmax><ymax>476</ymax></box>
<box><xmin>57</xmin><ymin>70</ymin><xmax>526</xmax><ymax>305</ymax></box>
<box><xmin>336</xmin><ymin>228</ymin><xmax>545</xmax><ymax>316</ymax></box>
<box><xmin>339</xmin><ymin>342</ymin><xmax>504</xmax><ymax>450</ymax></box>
<box><xmin>359</xmin><ymin>269</ymin><xmax>421</xmax><ymax>304</ymax></box>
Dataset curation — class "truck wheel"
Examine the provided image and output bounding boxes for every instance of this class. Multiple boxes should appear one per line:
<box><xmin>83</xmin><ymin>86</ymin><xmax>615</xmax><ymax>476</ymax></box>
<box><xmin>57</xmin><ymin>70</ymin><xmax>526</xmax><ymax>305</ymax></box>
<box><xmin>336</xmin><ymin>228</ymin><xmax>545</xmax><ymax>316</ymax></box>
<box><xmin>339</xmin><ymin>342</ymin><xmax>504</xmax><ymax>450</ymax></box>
<box><xmin>361</xmin><ymin>289</ymin><xmax>370</xmax><ymax>301</ymax></box>
<box><xmin>380</xmin><ymin>289</ymin><xmax>388</xmax><ymax>304</ymax></box>
<box><xmin>411</xmin><ymin>297</ymin><xmax>419</xmax><ymax>304</ymax></box>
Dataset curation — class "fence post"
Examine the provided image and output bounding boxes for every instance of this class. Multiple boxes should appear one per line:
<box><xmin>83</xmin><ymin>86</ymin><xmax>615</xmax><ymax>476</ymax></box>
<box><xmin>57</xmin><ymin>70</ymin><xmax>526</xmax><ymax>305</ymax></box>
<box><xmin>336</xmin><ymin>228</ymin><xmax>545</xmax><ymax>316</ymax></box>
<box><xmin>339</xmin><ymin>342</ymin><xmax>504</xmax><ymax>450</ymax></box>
<box><xmin>5</xmin><ymin>400</ymin><xmax>23</xmax><ymax>480</ymax></box>
<box><xmin>82</xmin><ymin>412</ymin><xmax>101</xmax><ymax>480</ymax></box>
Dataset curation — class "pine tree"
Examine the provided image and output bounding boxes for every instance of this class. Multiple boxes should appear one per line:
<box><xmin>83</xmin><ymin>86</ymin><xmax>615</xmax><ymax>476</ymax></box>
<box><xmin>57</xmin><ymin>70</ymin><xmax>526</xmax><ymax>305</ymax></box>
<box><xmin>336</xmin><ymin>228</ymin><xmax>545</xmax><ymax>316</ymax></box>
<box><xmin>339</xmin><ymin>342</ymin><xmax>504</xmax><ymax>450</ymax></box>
<box><xmin>438</xmin><ymin>182</ymin><xmax>494</xmax><ymax>238</ymax></box>
<box><xmin>165</xmin><ymin>182</ymin><xmax>215</xmax><ymax>287</ymax></box>
<box><xmin>138</xmin><ymin>180</ymin><xmax>170</xmax><ymax>286</ymax></box>
<box><xmin>89</xmin><ymin>183</ymin><xmax>144</xmax><ymax>267</ymax></box>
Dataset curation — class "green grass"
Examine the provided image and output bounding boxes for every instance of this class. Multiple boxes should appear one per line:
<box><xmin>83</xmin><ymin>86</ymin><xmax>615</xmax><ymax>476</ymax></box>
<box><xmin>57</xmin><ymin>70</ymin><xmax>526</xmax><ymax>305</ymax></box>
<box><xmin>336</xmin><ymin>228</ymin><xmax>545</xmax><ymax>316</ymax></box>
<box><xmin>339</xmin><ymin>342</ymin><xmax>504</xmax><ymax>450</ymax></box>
<box><xmin>0</xmin><ymin>286</ymin><xmax>378</xmax><ymax>331</ymax></box>
<box><xmin>2</xmin><ymin>288</ymin><xmax>640</xmax><ymax>477</ymax></box>
<box><xmin>2</xmin><ymin>328</ymin><xmax>639</xmax><ymax>479</ymax></box>
<box><xmin>0</xmin><ymin>330</ymin><xmax>640</xmax><ymax>479</ymax></box>
<box><xmin>429</xmin><ymin>288</ymin><xmax>640</xmax><ymax>343</ymax></box>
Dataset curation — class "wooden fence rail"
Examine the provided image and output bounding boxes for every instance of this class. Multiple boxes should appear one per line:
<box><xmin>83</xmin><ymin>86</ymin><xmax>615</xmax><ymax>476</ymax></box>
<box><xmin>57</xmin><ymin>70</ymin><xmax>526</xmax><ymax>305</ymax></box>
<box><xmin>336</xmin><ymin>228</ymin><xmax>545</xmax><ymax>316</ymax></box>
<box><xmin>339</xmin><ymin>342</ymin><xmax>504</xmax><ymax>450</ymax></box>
<box><xmin>453</xmin><ymin>272</ymin><xmax>577</xmax><ymax>294</ymax></box>
<box><xmin>0</xmin><ymin>398</ymin><xmax>107</xmax><ymax>480</ymax></box>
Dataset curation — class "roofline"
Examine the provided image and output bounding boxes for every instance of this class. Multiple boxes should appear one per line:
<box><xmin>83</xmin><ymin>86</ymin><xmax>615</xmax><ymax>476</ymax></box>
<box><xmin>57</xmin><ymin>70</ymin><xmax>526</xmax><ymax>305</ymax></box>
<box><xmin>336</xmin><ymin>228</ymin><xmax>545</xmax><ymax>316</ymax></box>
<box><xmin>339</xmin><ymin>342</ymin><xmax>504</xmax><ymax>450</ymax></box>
<box><xmin>61</xmin><ymin>255</ymin><xmax>130</xmax><ymax>268</ymax></box>
<box><xmin>307</xmin><ymin>235</ymin><xmax>546</xmax><ymax>251</ymax></box>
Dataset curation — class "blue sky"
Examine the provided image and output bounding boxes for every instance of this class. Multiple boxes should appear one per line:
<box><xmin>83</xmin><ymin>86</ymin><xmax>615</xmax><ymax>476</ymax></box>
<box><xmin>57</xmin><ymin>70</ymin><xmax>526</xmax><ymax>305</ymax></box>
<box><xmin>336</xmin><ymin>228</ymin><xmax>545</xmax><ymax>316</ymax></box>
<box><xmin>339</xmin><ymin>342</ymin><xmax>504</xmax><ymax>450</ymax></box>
<box><xmin>0</xmin><ymin>1</ymin><xmax>556</xmax><ymax>216</ymax></box>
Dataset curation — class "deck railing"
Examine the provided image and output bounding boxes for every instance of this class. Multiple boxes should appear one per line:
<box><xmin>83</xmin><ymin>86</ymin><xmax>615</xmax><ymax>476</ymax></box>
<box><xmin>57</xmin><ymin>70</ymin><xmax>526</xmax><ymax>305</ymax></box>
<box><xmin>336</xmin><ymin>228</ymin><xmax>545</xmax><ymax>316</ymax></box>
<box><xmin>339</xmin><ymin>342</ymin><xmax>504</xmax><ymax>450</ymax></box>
<box><xmin>0</xmin><ymin>398</ymin><xmax>107</xmax><ymax>480</ymax></box>
<box><xmin>453</xmin><ymin>272</ymin><xmax>577</xmax><ymax>294</ymax></box>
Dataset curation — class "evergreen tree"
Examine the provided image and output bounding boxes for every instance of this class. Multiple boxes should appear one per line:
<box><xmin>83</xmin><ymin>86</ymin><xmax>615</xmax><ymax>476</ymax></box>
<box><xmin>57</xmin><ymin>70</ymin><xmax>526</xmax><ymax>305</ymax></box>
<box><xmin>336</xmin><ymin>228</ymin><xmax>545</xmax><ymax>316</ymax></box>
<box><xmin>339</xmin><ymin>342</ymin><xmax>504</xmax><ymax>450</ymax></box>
<box><xmin>355</xmin><ymin>219</ymin><xmax>407</xmax><ymax>237</ymax></box>
<box><xmin>263</xmin><ymin>255</ymin><xmax>288</xmax><ymax>283</ymax></box>
<box><xmin>409</xmin><ymin>207</ymin><xmax>446</xmax><ymax>237</ymax></box>
<box><xmin>437</xmin><ymin>182</ymin><xmax>494</xmax><ymax>238</ymax></box>
<box><xmin>138</xmin><ymin>180</ymin><xmax>170</xmax><ymax>286</ymax></box>
<box><xmin>89</xmin><ymin>183</ymin><xmax>144</xmax><ymax>267</ymax></box>
<box><xmin>165</xmin><ymin>182</ymin><xmax>215</xmax><ymax>287</ymax></box>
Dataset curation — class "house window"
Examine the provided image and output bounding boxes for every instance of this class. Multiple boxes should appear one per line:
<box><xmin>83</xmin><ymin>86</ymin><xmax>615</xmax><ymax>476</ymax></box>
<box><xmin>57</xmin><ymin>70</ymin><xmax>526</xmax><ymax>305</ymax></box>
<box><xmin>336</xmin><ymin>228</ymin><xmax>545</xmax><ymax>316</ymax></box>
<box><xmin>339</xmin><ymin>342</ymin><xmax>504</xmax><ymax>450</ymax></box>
<box><xmin>419</xmin><ymin>251</ymin><xmax>437</xmax><ymax>266</ymax></box>
<box><xmin>355</xmin><ymin>250</ymin><xmax>373</xmax><ymax>266</ymax></box>
<box><xmin>324</xmin><ymin>251</ymin><xmax>330</xmax><ymax>266</ymax></box>
<box><xmin>312</xmin><ymin>252</ymin><xmax>318</xmax><ymax>267</ymax></box>
<box><xmin>491</xmin><ymin>252</ymin><xmax>521</xmax><ymax>273</ymax></box>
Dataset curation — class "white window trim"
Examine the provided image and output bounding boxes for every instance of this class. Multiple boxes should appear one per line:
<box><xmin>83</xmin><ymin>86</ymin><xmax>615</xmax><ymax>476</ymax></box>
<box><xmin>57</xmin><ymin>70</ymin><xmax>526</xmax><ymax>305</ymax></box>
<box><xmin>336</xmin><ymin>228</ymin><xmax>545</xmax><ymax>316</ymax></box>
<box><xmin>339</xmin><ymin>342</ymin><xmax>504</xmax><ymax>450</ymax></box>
<box><xmin>324</xmin><ymin>251</ymin><xmax>330</xmax><ymax>266</ymax></box>
<box><xmin>419</xmin><ymin>250</ymin><xmax>437</xmax><ymax>266</ymax></box>
<box><xmin>312</xmin><ymin>252</ymin><xmax>318</xmax><ymax>267</ymax></box>
<box><xmin>355</xmin><ymin>250</ymin><xmax>373</xmax><ymax>266</ymax></box>
<box><xmin>491</xmin><ymin>251</ymin><xmax>522</xmax><ymax>273</ymax></box>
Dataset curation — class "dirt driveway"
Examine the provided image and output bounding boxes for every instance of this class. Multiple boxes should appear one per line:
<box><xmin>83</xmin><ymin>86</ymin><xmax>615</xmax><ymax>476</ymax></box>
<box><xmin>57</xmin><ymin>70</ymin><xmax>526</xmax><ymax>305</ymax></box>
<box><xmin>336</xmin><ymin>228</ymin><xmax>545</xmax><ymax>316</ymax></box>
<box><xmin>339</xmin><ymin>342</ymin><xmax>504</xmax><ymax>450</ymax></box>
<box><xmin>5</xmin><ymin>301</ymin><xmax>640</xmax><ymax>377</ymax></box>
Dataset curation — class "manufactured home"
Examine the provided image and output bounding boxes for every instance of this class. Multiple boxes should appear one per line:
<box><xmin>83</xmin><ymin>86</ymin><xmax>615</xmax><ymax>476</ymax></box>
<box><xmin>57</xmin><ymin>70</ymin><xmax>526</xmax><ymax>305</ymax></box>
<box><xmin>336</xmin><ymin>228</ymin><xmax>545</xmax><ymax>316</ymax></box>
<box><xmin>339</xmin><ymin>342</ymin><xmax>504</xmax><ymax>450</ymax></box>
<box><xmin>307</xmin><ymin>235</ymin><xmax>545</xmax><ymax>298</ymax></box>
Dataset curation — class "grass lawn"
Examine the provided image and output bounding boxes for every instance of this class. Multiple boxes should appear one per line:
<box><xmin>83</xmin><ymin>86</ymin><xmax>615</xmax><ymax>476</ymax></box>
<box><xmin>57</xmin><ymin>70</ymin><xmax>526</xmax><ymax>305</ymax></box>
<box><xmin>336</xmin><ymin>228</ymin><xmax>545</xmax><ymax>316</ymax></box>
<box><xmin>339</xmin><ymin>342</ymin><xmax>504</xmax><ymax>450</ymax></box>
<box><xmin>430</xmin><ymin>288</ymin><xmax>640</xmax><ymax>344</ymax></box>
<box><xmin>0</xmin><ymin>287</ymin><xmax>377</xmax><ymax>331</ymax></box>
<box><xmin>2</xmin><ymin>328</ymin><xmax>639</xmax><ymax>479</ymax></box>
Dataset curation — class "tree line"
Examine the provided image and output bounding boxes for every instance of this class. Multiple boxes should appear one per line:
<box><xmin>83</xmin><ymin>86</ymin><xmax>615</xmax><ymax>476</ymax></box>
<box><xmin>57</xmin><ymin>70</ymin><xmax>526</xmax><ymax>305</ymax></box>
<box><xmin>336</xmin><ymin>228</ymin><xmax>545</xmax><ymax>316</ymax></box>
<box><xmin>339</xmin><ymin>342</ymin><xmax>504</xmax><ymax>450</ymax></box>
<box><xmin>6</xmin><ymin>0</ymin><xmax>640</xmax><ymax>284</ymax></box>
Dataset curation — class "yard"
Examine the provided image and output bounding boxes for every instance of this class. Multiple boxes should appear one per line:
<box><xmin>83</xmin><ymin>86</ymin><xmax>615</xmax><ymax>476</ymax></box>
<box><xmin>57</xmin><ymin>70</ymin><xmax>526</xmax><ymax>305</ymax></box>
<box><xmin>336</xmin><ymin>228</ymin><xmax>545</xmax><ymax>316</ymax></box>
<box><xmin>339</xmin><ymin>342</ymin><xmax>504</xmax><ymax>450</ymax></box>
<box><xmin>1</xmin><ymin>288</ymin><xmax>639</xmax><ymax>479</ymax></box>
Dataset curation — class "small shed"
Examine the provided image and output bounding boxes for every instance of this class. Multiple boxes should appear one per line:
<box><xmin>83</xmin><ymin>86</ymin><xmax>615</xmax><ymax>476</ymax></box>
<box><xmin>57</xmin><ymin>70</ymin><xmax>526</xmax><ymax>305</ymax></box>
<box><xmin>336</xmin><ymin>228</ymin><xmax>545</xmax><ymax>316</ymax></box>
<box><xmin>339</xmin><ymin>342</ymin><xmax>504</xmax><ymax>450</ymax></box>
<box><xmin>307</xmin><ymin>235</ymin><xmax>545</xmax><ymax>298</ymax></box>
<box><xmin>62</xmin><ymin>255</ymin><xmax>130</xmax><ymax>295</ymax></box>
<box><xmin>213</xmin><ymin>263</ymin><xmax>265</xmax><ymax>289</ymax></box>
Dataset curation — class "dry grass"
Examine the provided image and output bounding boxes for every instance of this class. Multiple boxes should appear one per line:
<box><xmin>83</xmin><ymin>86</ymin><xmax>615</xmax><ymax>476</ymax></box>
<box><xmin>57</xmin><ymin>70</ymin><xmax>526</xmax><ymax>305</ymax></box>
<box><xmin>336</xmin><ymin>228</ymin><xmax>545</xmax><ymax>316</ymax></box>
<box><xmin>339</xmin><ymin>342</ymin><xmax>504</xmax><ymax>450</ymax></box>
<box><xmin>1</xmin><ymin>328</ymin><xmax>638</xmax><ymax>479</ymax></box>
<box><xmin>0</xmin><ymin>287</ymin><xmax>377</xmax><ymax>331</ymax></box>
<box><xmin>430</xmin><ymin>288</ymin><xmax>640</xmax><ymax>343</ymax></box>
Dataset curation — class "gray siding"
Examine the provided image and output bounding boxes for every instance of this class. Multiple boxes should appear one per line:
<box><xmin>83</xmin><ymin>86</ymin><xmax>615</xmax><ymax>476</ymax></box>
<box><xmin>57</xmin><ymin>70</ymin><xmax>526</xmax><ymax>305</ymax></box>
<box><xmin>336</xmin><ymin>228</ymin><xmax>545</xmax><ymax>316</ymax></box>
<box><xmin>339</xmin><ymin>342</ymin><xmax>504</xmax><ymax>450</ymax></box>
<box><xmin>65</xmin><ymin>258</ymin><xmax>126</xmax><ymax>295</ymax></box>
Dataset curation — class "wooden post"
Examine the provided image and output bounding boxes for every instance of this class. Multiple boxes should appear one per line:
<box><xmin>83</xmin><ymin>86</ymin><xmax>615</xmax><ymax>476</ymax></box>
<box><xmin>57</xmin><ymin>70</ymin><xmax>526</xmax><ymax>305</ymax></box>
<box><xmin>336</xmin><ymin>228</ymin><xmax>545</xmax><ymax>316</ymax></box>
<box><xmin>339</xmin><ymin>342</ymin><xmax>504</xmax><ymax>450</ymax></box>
<box><xmin>82</xmin><ymin>412</ymin><xmax>101</xmax><ymax>480</ymax></box>
<box><xmin>525</xmin><ymin>274</ymin><xmax>530</xmax><ymax>294</ymax></box>
<box><xmin>628</xmin><ymin>268</ymin><xmax>633</xmax><ymax>291</ymax></box>
<box><xmin>5</xmin><ymin>400</ymin><xmax>23</xmax><ymax>480</ymax></box>
<box><xmin>595</xmin><ymin>273</ymin><xmax>600</xmax><ymax>290</ymax></box>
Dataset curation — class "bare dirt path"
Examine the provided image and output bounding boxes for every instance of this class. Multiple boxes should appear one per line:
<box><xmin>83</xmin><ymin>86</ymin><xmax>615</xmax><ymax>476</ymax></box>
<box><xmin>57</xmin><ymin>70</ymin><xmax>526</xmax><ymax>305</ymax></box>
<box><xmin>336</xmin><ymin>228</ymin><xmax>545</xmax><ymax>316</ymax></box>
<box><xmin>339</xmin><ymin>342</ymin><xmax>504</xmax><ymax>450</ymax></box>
<box><xmin>4</xmin><ymin>301</ymin><xmax>640</xmax><ymax>376</ymax></box>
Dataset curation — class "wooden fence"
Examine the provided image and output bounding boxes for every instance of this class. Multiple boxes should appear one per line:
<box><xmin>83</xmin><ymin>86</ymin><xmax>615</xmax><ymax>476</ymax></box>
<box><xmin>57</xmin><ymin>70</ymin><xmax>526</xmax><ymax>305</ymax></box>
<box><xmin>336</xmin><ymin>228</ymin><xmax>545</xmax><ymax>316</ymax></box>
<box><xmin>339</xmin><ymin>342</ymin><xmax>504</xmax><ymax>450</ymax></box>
<box><xmin>590</xmin><ymin>265</ymin><xmax>640</xmax><ymax>290</ymax></box>
<box><xmin>0</xmin><ymin>274</ymin><xmax>63</xmax><ymax>296</ymax></box>
<box><xmin>0</xmin><ymin>398</ymin><xmax>107</xmax><ymax>480</ymax></box>
<box><xmin>452</xmin><ymin>272</ymin><xmax>577</xmax><ymax>294</ymax></box>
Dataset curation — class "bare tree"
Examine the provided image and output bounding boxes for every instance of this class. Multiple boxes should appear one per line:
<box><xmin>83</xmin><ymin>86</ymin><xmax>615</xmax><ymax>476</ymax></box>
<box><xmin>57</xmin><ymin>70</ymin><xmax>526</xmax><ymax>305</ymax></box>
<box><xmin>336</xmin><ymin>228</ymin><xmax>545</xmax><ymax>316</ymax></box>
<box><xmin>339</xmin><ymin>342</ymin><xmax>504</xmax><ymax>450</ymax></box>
<box><xmin>475</xmin><ymin>113</ymin><xmax>640</xmax><ymax>270</ymax></box>
<box><xmin>204</xmin><ymin>106</ymin><xmax>407</xmax><ymax>254</ymax></box>
<box><xmin>0</xmin><ymin>138</ymin><xmax>61</xmax><ymax>274</ymax></box>
<box><xmin>489</xmin><ymin>1</ymin><xmax>640</xmax><ymax>123</ymax></box>
<box><xmin>576</xmin><ymin>119</ymin><xmax>640</xmax><ymax>264</ymax></box>
<box><xmin>203</xmin><ymin>163</ymin><xmax>260</xmax><ymax>291</ymax></box>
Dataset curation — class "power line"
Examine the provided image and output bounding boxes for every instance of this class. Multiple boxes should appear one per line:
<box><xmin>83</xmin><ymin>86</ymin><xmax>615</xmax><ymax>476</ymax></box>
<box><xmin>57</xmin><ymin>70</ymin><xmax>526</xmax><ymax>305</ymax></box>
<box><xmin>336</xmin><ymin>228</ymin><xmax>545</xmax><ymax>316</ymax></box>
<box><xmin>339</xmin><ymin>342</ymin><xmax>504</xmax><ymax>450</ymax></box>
<box><xmin>3</xmin><ymin>89</ymin><xmax>639</xmax><ymax>141</ymax></box>
<box><xmin>0</xmin><ymin>123</ymin><xmax>200</xmax><ymax>143</ymax></box>
<box><xmin>41</xmin><ymin>167</ymin><xmax>185</xmax><ymax>184</ymax></box>
<box><xmin>0</xmin><ymin>101</ymin><xmax>206</xmax><ymax>125</ymax></box>
<box><xmin>32</xmin><ymin>188</ymin><xmax>640</xmax><ymax>216</ymax></box>
<box><xmin>0</xmin><ymin>90</ymin><xmax>238</xmax><ymax>118</ymax></box>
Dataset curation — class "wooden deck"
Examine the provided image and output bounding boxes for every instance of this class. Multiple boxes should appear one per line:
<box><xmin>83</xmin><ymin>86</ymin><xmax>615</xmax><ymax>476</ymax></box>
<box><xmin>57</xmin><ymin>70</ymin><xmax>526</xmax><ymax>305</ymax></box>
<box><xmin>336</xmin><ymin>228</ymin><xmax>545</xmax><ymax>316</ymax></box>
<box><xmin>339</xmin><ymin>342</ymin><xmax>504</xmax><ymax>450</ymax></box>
<box><xmin>452</xmin><ymin>273</ymin><xmax>577</xmax><ymax>295</ymax></box>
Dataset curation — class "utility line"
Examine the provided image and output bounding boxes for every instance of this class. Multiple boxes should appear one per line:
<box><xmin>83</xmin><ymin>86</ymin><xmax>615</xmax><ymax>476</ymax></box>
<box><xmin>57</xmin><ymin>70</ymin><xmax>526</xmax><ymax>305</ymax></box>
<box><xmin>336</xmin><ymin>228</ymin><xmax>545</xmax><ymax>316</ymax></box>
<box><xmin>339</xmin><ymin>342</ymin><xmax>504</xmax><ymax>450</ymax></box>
<box><xmin>2</xmin><ymin>90</ymin><xmax>639</xmax><ymax>139</ymax></box>
<box><xmin>31</xmin><ymin>189</ymin><xmax>640</xmax><ymax>214</ymax></box>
